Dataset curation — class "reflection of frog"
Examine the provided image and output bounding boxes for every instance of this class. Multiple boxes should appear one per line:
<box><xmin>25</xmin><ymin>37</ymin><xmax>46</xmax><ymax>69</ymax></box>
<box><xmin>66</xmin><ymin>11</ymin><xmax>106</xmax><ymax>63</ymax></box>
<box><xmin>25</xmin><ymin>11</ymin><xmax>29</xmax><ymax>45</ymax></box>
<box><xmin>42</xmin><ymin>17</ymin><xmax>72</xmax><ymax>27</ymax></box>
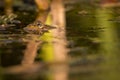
<box><xmin>23</xmin><ymin>20</ymin><xmax>56</xmax><ymax>35</ymax></box>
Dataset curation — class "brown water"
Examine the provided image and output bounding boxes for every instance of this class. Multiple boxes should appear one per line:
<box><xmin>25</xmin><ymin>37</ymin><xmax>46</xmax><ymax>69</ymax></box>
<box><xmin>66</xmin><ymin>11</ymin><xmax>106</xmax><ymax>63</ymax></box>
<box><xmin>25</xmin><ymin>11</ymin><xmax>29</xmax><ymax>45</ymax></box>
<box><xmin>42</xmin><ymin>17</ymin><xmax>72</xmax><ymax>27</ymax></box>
<box><xmin>1</xmin><ymin>0</ymin><xmax>120</xmax><ymax>80</ymax></box>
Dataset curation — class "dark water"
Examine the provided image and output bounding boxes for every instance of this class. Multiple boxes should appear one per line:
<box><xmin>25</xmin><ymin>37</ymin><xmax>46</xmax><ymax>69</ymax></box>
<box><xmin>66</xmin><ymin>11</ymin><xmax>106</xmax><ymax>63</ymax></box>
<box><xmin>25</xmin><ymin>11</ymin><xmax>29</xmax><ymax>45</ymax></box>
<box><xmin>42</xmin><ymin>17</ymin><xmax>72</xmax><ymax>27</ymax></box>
<box><xmin>66</xmin><ymin>1</ymin><xmax>120</xmax><ymax>80</ymax></box>
<box><xmin>1</xmin><ymin>0</ymin><xmax>120</xmax><ymax>80</ymax></box>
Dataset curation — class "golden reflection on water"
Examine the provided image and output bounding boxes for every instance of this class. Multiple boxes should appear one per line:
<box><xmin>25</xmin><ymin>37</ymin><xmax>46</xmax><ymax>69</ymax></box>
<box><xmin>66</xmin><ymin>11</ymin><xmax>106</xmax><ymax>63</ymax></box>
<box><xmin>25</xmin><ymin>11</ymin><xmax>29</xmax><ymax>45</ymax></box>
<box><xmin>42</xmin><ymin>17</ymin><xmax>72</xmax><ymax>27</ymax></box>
<box><xmin>4</xmin><ymin>0</ymin><xmax>13</xmax><ymax>14</ymax></box>
<box><xmin>96</xmin><ymin>6</ymin><xmax>120</xmax><ymax>80</ymax></box>
<box><xmin>1</xmin><ymin>1</ymin><xmax>120</xmax><ymax>80</ymax></box>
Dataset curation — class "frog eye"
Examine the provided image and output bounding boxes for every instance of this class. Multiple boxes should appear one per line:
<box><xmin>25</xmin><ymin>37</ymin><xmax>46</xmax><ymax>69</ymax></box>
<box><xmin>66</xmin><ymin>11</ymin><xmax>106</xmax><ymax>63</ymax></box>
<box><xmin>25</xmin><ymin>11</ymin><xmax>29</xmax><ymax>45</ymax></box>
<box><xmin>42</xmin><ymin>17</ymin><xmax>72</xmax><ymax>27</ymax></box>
<box><xmin>37</xmin><ymin>23</ymin><xmax>42</xmax><ymax>26</ymax></box>
<box><xmin>35</xmin><ymin>21</ymin><xmax>43</xmax><ymax>27</ymax></box>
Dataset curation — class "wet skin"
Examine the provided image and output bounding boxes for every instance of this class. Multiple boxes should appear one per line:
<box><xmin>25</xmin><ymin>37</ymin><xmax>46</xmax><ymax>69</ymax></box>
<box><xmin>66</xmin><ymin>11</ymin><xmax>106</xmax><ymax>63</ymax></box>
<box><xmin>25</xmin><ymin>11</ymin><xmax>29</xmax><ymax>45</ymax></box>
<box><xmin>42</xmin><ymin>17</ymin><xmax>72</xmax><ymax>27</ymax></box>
<box><xmin>23</xmin><ymin>20</ymin><xmax>56</xmax><ymax>35</ymax></box>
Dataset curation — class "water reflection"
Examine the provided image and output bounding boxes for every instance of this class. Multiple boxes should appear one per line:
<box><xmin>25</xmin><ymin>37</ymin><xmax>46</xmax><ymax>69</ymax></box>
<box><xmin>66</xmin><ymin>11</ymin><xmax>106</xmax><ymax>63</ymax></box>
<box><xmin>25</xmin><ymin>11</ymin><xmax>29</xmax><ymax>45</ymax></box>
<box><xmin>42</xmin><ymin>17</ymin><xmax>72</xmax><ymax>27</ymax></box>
<box><xmin>1</xmin><ymin>1</ymin><xmax>120</xmax><ymax>80</ymax></box>
<box><xmin>96</xmin><ymin>6</ymin><xmax>120</xmax><ymax>80</ymax></box>
<box><xmin>66</xmin><ymin>1</ymin><xmax>120</xmax><ymax>80</ymax></box>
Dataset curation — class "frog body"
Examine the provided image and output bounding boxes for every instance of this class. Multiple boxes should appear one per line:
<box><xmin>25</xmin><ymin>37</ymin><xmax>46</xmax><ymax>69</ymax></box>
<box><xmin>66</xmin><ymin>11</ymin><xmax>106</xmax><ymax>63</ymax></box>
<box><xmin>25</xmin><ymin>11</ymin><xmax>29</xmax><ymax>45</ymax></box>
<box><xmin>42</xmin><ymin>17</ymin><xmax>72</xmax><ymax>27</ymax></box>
<box><xmin>23</xmin><ymin>20</ymin><xmax>56</xmax><ymax>35</ymax></box>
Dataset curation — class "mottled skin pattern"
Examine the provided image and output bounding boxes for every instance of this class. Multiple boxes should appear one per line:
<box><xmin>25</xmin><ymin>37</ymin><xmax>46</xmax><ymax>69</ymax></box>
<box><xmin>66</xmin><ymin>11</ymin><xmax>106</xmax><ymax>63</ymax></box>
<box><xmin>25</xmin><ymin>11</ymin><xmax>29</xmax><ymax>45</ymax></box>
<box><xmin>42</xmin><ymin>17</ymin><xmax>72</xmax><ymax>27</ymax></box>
<box><xmin>23</xmin><ymin>20</ymin><xmax>56</xmax><ymax>35</ymax></box>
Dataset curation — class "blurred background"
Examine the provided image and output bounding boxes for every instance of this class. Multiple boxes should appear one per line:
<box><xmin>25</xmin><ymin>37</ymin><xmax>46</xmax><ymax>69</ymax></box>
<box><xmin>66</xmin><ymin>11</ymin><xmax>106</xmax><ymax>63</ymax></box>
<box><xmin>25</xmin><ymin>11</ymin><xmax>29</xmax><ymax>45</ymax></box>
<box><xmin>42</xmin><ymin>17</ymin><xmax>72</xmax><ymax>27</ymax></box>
<box><xmin>0</xmin><ymin>0</ymin><xmax>120</xmax><ymax>80</ymax></box>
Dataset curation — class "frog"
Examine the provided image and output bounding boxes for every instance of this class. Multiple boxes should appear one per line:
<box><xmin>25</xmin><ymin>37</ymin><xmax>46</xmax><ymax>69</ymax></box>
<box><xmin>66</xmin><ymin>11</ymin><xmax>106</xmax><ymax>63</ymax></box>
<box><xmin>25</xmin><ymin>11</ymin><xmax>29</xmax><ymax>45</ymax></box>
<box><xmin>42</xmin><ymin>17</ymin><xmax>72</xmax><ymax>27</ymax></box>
<box><xmin>23</xmin><ymin>20</ymin><xmax>56</xmax><ymax>35</ymax></box>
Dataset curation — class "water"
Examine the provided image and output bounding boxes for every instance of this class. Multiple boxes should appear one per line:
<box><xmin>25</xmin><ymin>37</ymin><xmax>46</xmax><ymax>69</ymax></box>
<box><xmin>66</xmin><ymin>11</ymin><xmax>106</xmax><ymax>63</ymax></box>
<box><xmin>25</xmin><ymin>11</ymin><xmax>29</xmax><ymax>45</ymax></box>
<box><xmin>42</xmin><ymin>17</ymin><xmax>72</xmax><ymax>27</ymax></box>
<box><xmin>66</xmin><ymin>1</ymin><xmax>120</xmax><ymax>80</ymax></box>
<box><xmin>1</xmin><ymin>0</ymin><xmax>120</xmax><ymax>80</ymax></box>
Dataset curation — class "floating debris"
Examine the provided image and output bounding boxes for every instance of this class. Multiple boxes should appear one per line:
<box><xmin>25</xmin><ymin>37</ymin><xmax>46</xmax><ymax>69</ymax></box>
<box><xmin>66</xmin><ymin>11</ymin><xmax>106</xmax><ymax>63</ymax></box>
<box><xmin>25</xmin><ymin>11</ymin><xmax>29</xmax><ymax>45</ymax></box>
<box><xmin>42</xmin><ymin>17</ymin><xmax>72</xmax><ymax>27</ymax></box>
<box><xmin>78</xmin><ymin>10</ymin><xmax>89</xmax><ymax>15</ymax></box>
<box><xmin>0</xmin><ymin>14</ymin><xmax>21</xmax><ymax>30</ymax></box>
